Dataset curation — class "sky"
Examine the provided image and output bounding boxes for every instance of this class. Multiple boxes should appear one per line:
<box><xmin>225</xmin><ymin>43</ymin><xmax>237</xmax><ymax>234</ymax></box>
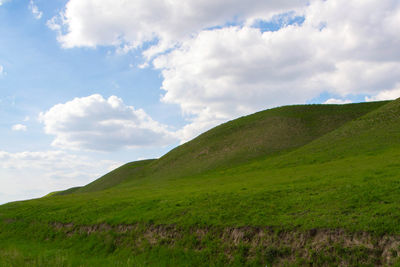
<box><xmin>1</xmin><ymin>0</ymin><xmax>400</xmax><ymax>204</ymax></box>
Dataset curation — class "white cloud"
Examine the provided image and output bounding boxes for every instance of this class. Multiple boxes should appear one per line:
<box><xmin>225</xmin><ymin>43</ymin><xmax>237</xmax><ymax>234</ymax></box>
<box><xmin>29</xmin><ymin>0</ymin><xmax>42</xmax><ymax>19</ymax></box>
<box><xmin>39</xmin><ymin>94</ymin><xmax>177</xmax><ymax>151</ymax></box>
<box><xmin>46</xmin><ymin>16</ymin><xmax>61</xmax><ymax>31</ymax></box>
<box><xmin>0</xmin><ymin>65</ymin><xmax>4</xmax><ymax>75</ymax></box>
<box><xmin>11</xmin><ymin>124</ymin><xmax>27</xmax><ymax>131</ymax></box>
<box><xmin>153</xmin><ymin>24</ymin><xmax>332</xmax><ymax>140</ymax></box>
<box><xmin>365</xmin><ymin>84</ymin><xmax>400</xmax><ymax>102</ymax></box>
<box><xmin>0</xmin><ymin>150</ymin><xmax>121</xmax><ymax>204</ymax></box>
<box><xmin>47</xmin><ymin>0</ymin><xmax>308</xmax><ymax>56</ymax></box>
<box><xmin>153</xmin><ymin>0</ymin><xmax>400</xmax><ymax>140</ymax></box>
<box><xmin>48</xmin><ymin>0</ymin><xmax>400</xmax><ymax>142</ymax></box>
<box><xmin>323</xmin><ymin>99</ymin><xmax>352</xmax><ymax>105</ymax></box>
<box><xmin>138</xmin><ymin>62</ymin><xmax>149</xmax><ymax>69</ymax></box>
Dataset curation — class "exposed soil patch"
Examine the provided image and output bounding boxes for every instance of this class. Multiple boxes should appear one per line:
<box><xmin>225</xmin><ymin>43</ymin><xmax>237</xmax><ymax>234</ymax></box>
<box><xmin>49</xmin><ymin>222</ymin><xmax>400</xmax><ymax>266</ymax></box>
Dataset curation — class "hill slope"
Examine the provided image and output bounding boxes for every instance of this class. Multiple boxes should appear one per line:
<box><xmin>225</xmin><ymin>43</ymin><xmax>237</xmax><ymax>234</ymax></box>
<box><xmin>271</xmin><ymin>97</ymin><xmax>400</xmax><ymax>167</ymax></box>
<box><xmin>2</xmin><ymin>99</ymin><xmax>400</xmax><ymax>266</ymax></box>
<box><xmin>147</xmin><ymin>102</ymin><xmax>389</xmax><ymax>178</ymax></box>
<box><xmin>76</xmin><ymin>159</ymin><xmax>155</xmax><ymax>193</ymax></box>
<box><xmin>71</xmin><ymin>101</ymin><xmax>388</xmax><ymax>194</ymax></box>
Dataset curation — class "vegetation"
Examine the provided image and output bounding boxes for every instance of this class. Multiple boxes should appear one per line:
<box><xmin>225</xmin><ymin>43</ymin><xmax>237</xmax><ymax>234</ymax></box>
<box><xmin>2</xmin><ymin>100</ymin><xmax>400</xmax><ymax>266</ymax></box>
<box><xmin>75</xmin><ymin>159</ymin><xmax>155</xmax><ymax>194</ymax></box>
<box><xmin>65</xmin><ymin>101</ymin><xmax>388</xmax><ymax>194</ymax></box>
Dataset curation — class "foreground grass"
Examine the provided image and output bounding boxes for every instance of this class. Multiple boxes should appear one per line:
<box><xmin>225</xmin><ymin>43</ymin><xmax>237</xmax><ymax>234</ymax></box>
<box><xmin>0</xmin><ymin>239</ymin><xmax>220</xmax><ymax>267</ymax></box>
<box><xmin>2</xmin><ymin>147</ymin><xmax>400</xmax><ymax>265</ymax></box>
<box><xmin>3</xmin><ymin>146</ymin><xmax>400</xmax><ymax>231</ymax></box>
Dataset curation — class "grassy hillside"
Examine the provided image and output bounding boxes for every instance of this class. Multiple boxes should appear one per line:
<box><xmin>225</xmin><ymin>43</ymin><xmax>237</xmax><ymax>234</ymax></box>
<box><xmin>269</xmin><ymin>97</ymin><xmax>400</xmax><ymax>168</ymax></box>
<box><xmin>2</xmin><ymin>100</ymin><xmax>400</xmax><ymax>266</ymax></box>
<box><xmin>65</xmin><ymin>101</ymin><xmax>388</xmax><ymax>194</ymax></box>
<box><xmin>75</xmin><ymin>159</ymin><xmax>155</xmax><ymax>194</ymax></box>
<box><xmin>144</xmin><ymin>101</ymin><xmax>389</xmax><ymax>179</ymax></box>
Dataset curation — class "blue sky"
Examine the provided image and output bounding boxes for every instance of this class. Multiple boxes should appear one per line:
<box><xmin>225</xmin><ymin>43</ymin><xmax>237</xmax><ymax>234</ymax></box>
<box><xmin>0</xmin><ymin>0</ymin><xmax>184</xmax><ymax>154</ymax></box>
<box><xmin>1</xmin><ymin>0</ymin><xmax>400</xmax><ymax>204</ymax></box>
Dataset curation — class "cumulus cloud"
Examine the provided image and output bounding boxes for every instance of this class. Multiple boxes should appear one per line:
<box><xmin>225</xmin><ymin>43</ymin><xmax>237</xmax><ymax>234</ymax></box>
<box><xmin>11</xmin><ymin>124</ymin><xmax>27</xmax><ymax>131</ymax></box>
<box><xmin>39</xmin><ymin>94</ymin><xmax>177</xmax><ymax>151</ymax></box>
<box><xmin>29</xmin><ymin>0</ymin><xmax>43</xmax><ymax>19</ymax></box>
<box><xmin>49</xmin><ymin>0</ymin><xmax>400</xmax><ymax>141</ymax></box>
<box><xmin>0</xmin><ymin>65</ymin><xmax>4</xmax><ymax>75</ymax></box>
<box><xmin>153</xmin><ymin>24</ymin><xmax>333</xmax><ymax>140</ymax></box>
<box><xmin>0</xmin><ymin>150</ymin><xmax>121</xmax><ymax>204</ymax></box>
<box><xmin>153</xmin><ymin>0</ymin><xmax>400</xmax><ymax>140</ymax></box>
<box><xmin>47</xmin><ymin>0</ymin><xmax>308</xmax><ymax>56</ymax></box>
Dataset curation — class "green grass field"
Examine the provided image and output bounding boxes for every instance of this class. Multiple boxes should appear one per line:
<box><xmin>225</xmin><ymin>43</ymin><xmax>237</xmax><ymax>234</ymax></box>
<box><xmin>2</xmin><ymin>100</ymin><xmax>400</xmax><ymax>266</ymax></box>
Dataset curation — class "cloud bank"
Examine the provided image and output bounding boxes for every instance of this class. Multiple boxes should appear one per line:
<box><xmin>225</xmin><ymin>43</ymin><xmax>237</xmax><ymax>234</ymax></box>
<box><xmin>0</xmin><ymin>150</ymin><xmax>120</xmax><ymax>204</ymax></box>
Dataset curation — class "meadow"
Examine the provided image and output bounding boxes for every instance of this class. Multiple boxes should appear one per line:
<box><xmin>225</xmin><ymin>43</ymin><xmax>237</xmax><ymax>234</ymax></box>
<box><xmin>2</xmin><ymin>99</ymin><xmax>400</xmax><ymax>266</ymax></box>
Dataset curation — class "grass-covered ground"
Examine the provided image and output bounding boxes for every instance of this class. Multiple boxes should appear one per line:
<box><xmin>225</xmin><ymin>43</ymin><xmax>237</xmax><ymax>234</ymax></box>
<box><xmin>1</xmin><ymin>100</ymin><xmax>400</xmax><ymax>266</ymax></box>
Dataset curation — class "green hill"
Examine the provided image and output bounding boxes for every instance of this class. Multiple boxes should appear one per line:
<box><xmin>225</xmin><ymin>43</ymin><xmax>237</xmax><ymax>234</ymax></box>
<box><xmin>76</xmin><ymin>159</ymin><xmax>155</xmax><ymax>193</ymax></box>
<box><xmin>279</xmin><ymin>98</ymin><xmax>400</xmax><ymax>166</ymax></box>
<box><xmin>145</xmin><ymin>102</ymin><xmax>388</xmax><ymax>178</ymax></box>
<box><xmin>66</xmin><ymin>101</ymin><xmax>387</xmax><ymax>194</ymax></box>
<box><xmin>2</xmin><ymin>99</ymin><xmax>400</xmax><ymax>266</ymax></box>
